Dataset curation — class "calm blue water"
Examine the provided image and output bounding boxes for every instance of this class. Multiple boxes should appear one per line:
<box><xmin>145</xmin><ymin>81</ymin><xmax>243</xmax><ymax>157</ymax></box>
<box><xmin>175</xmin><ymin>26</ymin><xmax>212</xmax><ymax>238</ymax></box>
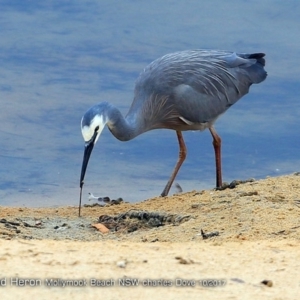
<box><xmin>0</xmin><ymin>0</ymin><xmax>299</xmax><ymax>207</ymax></box>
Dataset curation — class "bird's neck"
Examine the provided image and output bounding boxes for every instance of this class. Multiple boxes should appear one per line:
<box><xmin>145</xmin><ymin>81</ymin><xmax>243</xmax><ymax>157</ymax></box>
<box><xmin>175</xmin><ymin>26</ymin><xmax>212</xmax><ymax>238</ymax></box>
<box><xmin>105</xmin><ymin>103</ymin><xmax>142</xmax><ymax>141</ymax></box>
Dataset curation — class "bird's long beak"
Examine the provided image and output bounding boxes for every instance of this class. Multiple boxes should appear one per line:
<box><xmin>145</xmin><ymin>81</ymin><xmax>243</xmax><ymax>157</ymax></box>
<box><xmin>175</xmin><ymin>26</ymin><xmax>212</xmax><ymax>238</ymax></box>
<box><xmin>79</xmin><ymin>130</ymin><xmax>98</xmax><ymax>217</ymax></box>
<box><xmin>80</xmin><ymin>140</ymin><xmax>95</xmax><ymax>189</ymax></box>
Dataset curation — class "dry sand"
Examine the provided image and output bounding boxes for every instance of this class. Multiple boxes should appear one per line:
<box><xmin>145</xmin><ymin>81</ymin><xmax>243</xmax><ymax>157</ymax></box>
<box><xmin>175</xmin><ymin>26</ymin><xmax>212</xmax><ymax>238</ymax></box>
<box><xmin>0</xmin><ymin>173</ymin><xmax>300</xmax><ymax>299</ymax></box>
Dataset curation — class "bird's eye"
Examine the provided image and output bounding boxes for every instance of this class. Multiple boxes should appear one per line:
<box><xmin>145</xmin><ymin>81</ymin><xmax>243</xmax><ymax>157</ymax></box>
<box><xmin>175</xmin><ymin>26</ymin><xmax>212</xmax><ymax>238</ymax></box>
<box><xmin>95</xmin><ymin>126</ymin><xmax>99</xmax><ymax>132</ymax></box>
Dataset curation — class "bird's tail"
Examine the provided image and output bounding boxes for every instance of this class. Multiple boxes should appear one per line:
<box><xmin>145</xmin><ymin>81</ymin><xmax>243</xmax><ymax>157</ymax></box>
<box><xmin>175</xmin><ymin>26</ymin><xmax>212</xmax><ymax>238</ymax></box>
<box><xmin>248</xmin><ymin>53</ymin><xmax>266</xmax><ymax>67</ymax></box>
<box><xmin>242</xmin><ymin>52</ymin><xmax>267</xmax><ymax>84</ymax></box>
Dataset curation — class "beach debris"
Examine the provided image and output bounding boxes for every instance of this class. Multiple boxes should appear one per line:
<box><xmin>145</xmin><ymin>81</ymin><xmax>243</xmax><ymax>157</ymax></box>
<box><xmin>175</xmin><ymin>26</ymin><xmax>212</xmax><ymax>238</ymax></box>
<box><xmin>116</xmin><ymin>260</ymin><xmax>127</xmax><ymax>268</ymax></box>
<box><xmin>150</xmin><ymin>238</ymin><xmax>159</xmax><ymax>242</ymax></box>
<box><xmin>22</xmin><ymin>221</ymin><xmax>40</xmax><ymax>228</ymax></box>
<box><xmin>230</xmin><ymin>278</ymin><xmax>245</xmax><ymax>284</ymax></box>
<box><xmin>175</xmin><ymin>256</ymin><xmax>194</xmax><ymax>264</ymax></box>
<box><xmin>237</xmin><ymin>191</ymin><xmax>258</xmax><ymax>197</ymax></box>
<box><xmin>191</xmin><ymin>204</ymin><xmax>199</xmax><ymax>209</ymax></box>
<box><xmin>88</xmin><ymin>192</ymin><xmax>99</xmax><ymax>201</ymax></box>
<box><xmin>83</xmin><ymin>203</ymin><xmax>104</xmax><ymax>208</ymax></box>
<box><xmin>261</xmin><ymin>279</ymin><xmax>273</xmax><ymax>287</ymax></box>
<box><xmin>271</xmin><ymin>229</ymin><xmax>289</xmax><ymax>235</ymax></box>
<box><xmin>54</xmin><ymin>223</ymin><xmax>69</xmax><ymax>231</ymax></box>
<box><xmin>110</xmin><ymin>198</ymin><xmax>124</xmax><ymax>205</ymax></box>
<box><xmin>216</xmin><ymin>178</ymin><xmax>255</xmax><ymax>191</ymax></box>
<box><xmin>35</xmin><ymin>220</ymin><xmax>42</xmax><ymax>226</ymax></box>
<box><xmin>294</xmin><ymin>200</ymin><xmax>300</xmax><ymax>207</ymax></box>
<box><xmin>0</xmin><ymin>218</ymin><xmax>42</xmax><ymax>232</ymax></box>
<box><xmin>91</xmin><ymin>223</ymin><xmax>110</xmax><ymax>234</ymax></box>
<box><xmin>175</xmin><ymin>183</ymin><xmax>183</xmax><ymax>193</ymax></box>
<box><xmin>88</xmin><ymin>193</ymin><xmax>111</xmax><ymax>203</ymax></box>
<box><xmin>198</xmin><ymin>229</ymin><xmax>219</xmax><ymax>239</ymax></box>
<box><xmin>84</xmin><ymin>194</ymin><xmax>124</xmax><ymax>207</ymax></box>
<box><xmin>0</xmin><ymin>219</ymin><xmax>20</xmax><ymax>226</ymax></box>
<box><xmin>93</xmin><ymin>210</ymin><xmax>192</xmax><ymax>234</ymax></box>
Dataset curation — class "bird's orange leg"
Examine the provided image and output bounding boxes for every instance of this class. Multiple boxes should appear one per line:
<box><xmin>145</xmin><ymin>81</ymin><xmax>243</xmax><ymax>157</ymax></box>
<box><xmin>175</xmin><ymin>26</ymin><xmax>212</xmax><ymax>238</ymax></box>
<box><xmin>209</xmin><ymin>127</ymin><xmax>222</xmax><ymax>188</ymax></box>
<box><xmin>161</xmin><ymin>131</ymin><xmax>187</xmax><ymax>197</ymax></box>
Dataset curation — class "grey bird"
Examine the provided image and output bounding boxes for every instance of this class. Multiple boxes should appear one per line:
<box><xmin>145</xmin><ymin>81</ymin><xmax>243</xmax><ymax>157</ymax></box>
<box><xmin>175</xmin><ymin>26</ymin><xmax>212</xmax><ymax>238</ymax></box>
<box><xmin>79</xmin><ymin>49</ymin><xmax>267</xmax><ymax>216</ymax></box>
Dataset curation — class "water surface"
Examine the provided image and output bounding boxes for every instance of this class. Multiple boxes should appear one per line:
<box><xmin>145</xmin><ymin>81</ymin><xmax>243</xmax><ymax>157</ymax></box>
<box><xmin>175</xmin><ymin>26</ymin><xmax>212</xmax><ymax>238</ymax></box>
<box><xmin>0</xmin><ymin>0</ymin><xmax>299</xmax><ymax>206</ymax></box>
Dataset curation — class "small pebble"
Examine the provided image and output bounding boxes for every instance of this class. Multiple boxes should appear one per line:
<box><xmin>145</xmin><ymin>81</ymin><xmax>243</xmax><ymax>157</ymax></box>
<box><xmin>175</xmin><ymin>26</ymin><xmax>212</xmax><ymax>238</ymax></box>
<box><xmin>261</xmin><ymin>280</ymin><xmax>273</xmax><ymax>287</ymax></box>
<box><xmin>116</xmin><ymin>260</ymin><xmax>127</xmax><ymax>268</ymax></box>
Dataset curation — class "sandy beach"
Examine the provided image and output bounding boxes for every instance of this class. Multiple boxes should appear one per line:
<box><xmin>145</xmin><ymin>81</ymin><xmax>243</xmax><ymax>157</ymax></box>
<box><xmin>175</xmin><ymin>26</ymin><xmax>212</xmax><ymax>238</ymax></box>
<box><xmin>1</xmin><ymin>173</ymin><xmax>300</xmax><ymax>299</ymax></box>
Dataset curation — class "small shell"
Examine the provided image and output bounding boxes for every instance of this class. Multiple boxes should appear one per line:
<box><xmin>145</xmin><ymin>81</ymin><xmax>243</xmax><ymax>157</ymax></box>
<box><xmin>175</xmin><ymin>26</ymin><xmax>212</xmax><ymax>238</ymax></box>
<box><xmin>116</xmin><ymin>260</ymin><xmax>127</xmax><ymax>268</ymax></box>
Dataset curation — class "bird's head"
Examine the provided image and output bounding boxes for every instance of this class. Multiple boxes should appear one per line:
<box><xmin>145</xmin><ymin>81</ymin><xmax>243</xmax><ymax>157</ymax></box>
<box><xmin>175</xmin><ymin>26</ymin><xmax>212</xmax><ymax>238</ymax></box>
<box><xmin>80</xmin><ymin>106</ymin><xmax>108</xmax><ymax>188</ymax></box>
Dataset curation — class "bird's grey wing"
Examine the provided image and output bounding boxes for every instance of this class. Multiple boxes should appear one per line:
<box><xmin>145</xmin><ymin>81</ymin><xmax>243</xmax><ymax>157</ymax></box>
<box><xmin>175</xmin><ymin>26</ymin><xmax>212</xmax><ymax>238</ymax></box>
<box><xmin>172</xmin><ymin>51</ymin><xmax>267</xmax><ymax>125</ymax></box>
<box><xmin>130</xmin><ymin>50</ymin><xmax>267</xmax><ymax>128</ymax></box>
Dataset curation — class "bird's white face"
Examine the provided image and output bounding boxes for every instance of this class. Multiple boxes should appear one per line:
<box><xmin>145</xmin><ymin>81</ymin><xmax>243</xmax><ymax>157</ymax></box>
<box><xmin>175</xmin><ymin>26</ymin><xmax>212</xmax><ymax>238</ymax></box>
<box><xmin>81</xmin><ymin>114</ymin><xmax>106</xmax><ymax>144</ymax></box>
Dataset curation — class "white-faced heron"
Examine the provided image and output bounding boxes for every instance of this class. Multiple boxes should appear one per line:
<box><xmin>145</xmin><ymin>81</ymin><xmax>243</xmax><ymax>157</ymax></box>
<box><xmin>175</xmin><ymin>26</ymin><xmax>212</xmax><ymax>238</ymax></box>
<box><xmin>79</xmin><ymin>49</ymin><xmax>267</xmax><ymax>216</ymax></box>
